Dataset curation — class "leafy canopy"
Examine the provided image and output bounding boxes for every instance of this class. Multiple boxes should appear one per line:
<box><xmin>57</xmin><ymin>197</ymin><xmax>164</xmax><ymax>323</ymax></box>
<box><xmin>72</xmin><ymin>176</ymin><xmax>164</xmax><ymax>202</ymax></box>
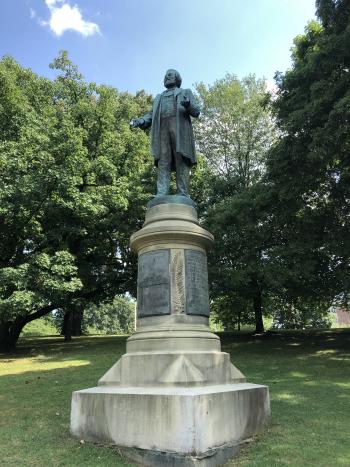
<box><xmin>0</xmin><ymin>52</ymin><xmax>153</xmax><ymax>348</ymax></box>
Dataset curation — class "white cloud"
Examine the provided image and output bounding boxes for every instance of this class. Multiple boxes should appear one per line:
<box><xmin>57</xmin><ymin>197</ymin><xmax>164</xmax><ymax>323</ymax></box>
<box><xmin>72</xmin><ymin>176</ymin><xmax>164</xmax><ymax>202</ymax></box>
<box><xmin>43</xmin><ymin>0</ymin><xmax>100</xmax><ymax>37</ymax></box>
<box><xmin>46</xmin><ymin>0</ymin><xmax>61</xmax><ymax>6</ymax></box>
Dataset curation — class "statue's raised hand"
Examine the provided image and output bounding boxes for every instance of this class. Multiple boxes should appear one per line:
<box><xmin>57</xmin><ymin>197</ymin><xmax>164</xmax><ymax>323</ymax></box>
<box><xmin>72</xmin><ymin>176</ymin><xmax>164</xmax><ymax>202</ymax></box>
<box><xmin>180</xmin><ymin>96</ymin><xmax>190</xmax><ymax>109</ymax></box>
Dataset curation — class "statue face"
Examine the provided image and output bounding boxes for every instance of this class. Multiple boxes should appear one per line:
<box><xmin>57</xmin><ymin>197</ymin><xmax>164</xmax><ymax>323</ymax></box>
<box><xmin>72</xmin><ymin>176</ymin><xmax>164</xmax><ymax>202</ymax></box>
<box><xmin>164</xmin><ymin>69</ymin><xmax>178</xmax><ymax>89</ymax></box>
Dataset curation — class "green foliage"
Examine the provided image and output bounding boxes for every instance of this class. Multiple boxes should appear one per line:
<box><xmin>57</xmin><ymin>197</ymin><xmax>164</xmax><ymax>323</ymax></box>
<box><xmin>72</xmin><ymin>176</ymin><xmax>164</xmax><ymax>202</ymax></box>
<box><xmin>195</xmin><ymin>74</ymin><xmax>276</xmax><ymax>194</ymax></box>
<box><xmin>84</xmin><ymin>295</ymin><xmax>135</xmax><ymax>335</ymax></box>
<box><xmin>0</xmin><ymin>51</ymin><xmax>153</xmax><ymax>349</ymax></box>
<box><xmin>206</xmin><ymin>1</ymin><xmax>350</xmax><ymax>332</ymax></box>
<box><xmin>194</xmin><ymin>75</ymin><xmax>277</xmax><ymax>332</ymax></box>
<box><xmin>269</xmin><ymin>297</ymin><xmax>331</xmax><ymax>330</ymax></box>
<box><xmin>268</xmin><ymin>0</ymin><xmax>350</xmax><ymax>313</ymax></box>
<box><xmin>0</xmin><ymin>251</ymin><xmax>82</xmax><ymax>321</ymax></box>
<box><xmin>210</xmin><ymin>294</ymin><xmax>255</xmax><ymax>331</ymax></box>
<box><xmin>21</xmin><ymin>316</ymin><xmax>58</xmax><ymax>337</ymax></box>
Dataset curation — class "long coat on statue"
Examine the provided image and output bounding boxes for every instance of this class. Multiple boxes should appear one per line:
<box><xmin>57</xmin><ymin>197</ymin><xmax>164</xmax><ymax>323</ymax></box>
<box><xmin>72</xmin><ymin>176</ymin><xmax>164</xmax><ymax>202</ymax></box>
<box><xmin>141</xmin><ymin>88</ymin><xmax>200</xmax><ymax>168</ymax></box>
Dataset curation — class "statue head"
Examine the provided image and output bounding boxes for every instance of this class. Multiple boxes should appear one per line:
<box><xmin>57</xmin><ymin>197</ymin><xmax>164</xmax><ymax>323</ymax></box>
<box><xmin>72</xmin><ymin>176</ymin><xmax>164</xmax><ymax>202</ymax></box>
<box><xmin>164</xmin><ymin>69</ymin><xmax>182</xmax><ymax>89</ymax></box>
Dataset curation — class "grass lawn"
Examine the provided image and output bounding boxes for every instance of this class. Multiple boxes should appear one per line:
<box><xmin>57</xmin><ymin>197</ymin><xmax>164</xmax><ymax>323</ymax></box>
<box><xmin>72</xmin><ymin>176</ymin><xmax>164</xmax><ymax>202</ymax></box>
<box><xmin>0</xmin><ymin>330</ymin><xmax>349</xmax><ymax>466</ymax></box>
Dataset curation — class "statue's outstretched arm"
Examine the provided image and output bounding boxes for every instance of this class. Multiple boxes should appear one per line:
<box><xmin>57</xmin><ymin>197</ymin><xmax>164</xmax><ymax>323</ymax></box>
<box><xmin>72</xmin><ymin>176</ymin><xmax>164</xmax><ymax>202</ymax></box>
<box><xmin>130</xmin><ymin>110</ymin><xmax>152</xmax><ymax>130</ymax></box>
<box><xmin>139</xmin><ymin>111</ymin><xmax>152</xmax><ymax>129</ymax></box>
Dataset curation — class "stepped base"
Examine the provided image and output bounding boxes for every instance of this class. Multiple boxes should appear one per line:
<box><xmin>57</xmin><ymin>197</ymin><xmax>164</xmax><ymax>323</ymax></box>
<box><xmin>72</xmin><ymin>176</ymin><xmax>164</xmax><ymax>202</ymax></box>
<box><xmin>98</xmin><ymin>351</ymin><xmax>245</xmax><ymax>387</ymax></box>
<box><xmin>71</xmin><ymin>383</ymin><xmax>270</xmax><ymax>466</ymax></box>
<box><xmin>70</xmin><ymin>201</ymin><xmax>271</xmax><ymax>465</ymax></box>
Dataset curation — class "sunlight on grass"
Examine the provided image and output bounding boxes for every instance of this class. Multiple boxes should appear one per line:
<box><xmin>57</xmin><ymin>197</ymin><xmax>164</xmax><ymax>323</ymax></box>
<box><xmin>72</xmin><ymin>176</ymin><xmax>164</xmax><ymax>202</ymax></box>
<box><xmin>0</xmin><ymin>357</ymin><xmax>90</xmax><ymax>376</ymax></box>
<box><xmin>0</xmin><ymin>336</ymin><xmax>131</xmax><ymax>467</ymax></box>
<box><xmin>329</xmin><ymin>356</ymin><xmax>350</xmax><ymax>362</ymax></box>
<box><xmin>1</xmin><ymin>331</ymin><xmax>349</xmax><ymax>467</ymax></box>
<box><xmin>333</xmin><ymin>382</ymin><xmax>350</xmax><ymax>388</ymax></box>
<box><xmin>303</xmin><ymin>380</ymin><xmax>318</xmax><ymax>386</ymax></box>
<box><xmin>315</xmin><ymin>349</ymin><xmax>337</xmax><ymax>355</ymax></box>
<box><xmin>288</xmin><ymin>371</ymin><xmax>307</xmax><ymax>378</ymax></box>
<box><xmin>273</xmin><ymin>392</ymin><xmax>305</xmax><ymax>404</ymax></box>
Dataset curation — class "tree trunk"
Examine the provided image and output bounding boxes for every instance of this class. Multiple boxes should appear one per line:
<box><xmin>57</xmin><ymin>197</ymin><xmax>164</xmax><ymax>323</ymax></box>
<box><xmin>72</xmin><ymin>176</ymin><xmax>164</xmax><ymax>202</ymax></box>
<box><xmin>62</xmin><ymin>308</ymin><xmax>83</xmax><ymax>341</ymax></box>
<box><xmin>253</xmin><ymin>289</ymin><xmax>264</xmax><ymax>334</ymax></box>
<box><xmin>0</xmin><ymin>304</ymin><xmax>55</xmax><ymax>352</ymax></box>
<box><xmin>63</xmin><ymin>311</ymin><xmax>73</xmax><ymax>341</ymax></box>
<box><xmin>72</xmin><ymin>310</ymin><xmax>83</xmax><ymax>336</ymax></box>
<box><xmin>3</xmin><ymin>318</ymin><xmax>26</xmax><ymax>351</ymax></box>
<box><xmin>61</xmin><ymin>311</ymin><xmax>68</xmax><ymax>336</ymax></box>
<box><xmin>0</xmin><ymin>321</ymin><xmax>15</xmax><ymax>352</ymax></box>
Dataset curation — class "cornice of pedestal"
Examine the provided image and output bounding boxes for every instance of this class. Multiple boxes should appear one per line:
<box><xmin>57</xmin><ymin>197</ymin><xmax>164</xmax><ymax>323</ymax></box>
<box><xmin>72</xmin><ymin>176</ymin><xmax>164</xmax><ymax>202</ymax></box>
<box><xmin>130</xmin><ymin>203</ymin><xmax>214</xmax><ymax>254</ymax></box>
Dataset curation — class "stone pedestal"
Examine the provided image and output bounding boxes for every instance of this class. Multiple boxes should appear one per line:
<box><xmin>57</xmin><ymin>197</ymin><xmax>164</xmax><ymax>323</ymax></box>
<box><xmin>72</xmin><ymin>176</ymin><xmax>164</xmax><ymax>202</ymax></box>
<box><xmin>71</xmin><ymin>200</ymin><xmax>270</xmax><ymax>466</ymax></box>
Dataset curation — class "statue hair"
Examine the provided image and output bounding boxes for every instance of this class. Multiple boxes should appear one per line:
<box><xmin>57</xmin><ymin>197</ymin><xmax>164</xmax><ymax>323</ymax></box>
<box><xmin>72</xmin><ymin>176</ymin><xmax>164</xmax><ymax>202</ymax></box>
<box><xmin>167</xmin><ymin>69</ymin><xmax>182</xmax><ymax>87</ymax></box>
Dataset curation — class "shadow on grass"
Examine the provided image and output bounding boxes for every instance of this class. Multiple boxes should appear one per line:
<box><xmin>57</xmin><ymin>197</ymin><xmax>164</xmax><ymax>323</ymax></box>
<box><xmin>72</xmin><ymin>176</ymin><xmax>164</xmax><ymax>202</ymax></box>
<box><xmin>0</xmin><ymin>335</ymin><xmax>128</xmax><ymax>380</ymax></box>
<box><xmin>0</xmin><ymin>363</ymin><xmax>135</xmax><ymax>467</ymax></box>
<box><xmin>1</xmin><ymin>330</ymin><xmax>349</xmax><ymax>466</ymax></box>
<box><xmin>220</xmin><ymin>329</ymin><xmax>350</xmax><ymax>466</ymax></box>
<box><xmin>0</xmin><ymin>335</ymin><xmax>129</xmax><ymax>362</ymax></box>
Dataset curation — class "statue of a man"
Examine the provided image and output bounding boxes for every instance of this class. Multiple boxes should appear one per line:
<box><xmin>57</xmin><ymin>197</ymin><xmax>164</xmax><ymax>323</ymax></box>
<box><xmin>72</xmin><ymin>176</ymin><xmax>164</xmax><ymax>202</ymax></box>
<box><xmin>131</xmin><ymin>69</ymin><xmax>200</xmax><ymax>197</ymax></box>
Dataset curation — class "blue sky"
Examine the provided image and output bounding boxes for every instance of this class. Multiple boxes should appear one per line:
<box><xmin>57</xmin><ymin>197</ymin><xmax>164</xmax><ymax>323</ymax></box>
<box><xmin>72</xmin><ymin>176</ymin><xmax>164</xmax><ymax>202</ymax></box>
<box><xmin>1</xmin><ymin>0</ymin><xmax>316</xmax><ymax>95</ymax></box>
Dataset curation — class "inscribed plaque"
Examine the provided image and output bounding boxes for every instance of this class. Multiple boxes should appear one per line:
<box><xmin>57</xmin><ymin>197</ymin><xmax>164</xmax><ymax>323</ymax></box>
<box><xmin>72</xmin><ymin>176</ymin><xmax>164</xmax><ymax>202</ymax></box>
<box><xmin>137</xmin><ymin>250</ymin><xmax>170</xmax><ymax>317</ymax></box>
<box><xmin>185</xmin><ymin>250</ymin><xmax>210</xmax><ymax>316</ymax></box>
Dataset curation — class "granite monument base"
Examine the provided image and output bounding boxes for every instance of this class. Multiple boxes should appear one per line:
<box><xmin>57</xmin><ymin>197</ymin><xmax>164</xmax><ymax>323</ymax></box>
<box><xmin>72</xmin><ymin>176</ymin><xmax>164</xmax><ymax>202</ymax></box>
<box><xmin>70</xmin><ymin>202</ymin><xmax>270</xmax><ymax>466</ymax></box>
<box><xmin>71</xmin><ymin>383</ymin><xmax>269</xmax><ymax>466</ymax></box>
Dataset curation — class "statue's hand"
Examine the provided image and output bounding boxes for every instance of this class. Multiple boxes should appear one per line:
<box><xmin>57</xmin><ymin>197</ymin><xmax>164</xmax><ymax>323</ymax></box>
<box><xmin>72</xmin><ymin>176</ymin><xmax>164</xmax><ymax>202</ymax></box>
<box><xmin>180</xmin><ymin>96</ymin><xmax>190</xmax><ymax>109</ymax></box>
<box><xmin>130</xmin><ymin>118</ymin><xmax>144</xmax><ymax>129</ymax></box>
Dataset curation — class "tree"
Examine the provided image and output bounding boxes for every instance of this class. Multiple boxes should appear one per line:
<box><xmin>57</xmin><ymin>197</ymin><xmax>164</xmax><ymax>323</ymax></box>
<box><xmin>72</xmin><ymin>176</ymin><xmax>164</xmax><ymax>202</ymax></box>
<box><xmin>266</xmin><ymin>0</ymin><xmax>350</xmax><ymax>315</ymax></box>
<box><xmin>193</xmin><ymin>75</ymin><xmax>278</xmax><ymax>333</ymax></box>
<box><xmin>269</xmin><ymin>296</ymin><xmax>331</xmax><ymax>330</ymax></box>
<box><xmin>195</xmin><ymin>74</ymin><xmax>276</xmax><ymax>193</ymax></box>
<box><xmin>210</xmin><ymin>294</ymin><xmax>254</xmax><ymax>332</ymax></box>
<box><xmin>0</xmin><ymin>52</ymin><xmax>153</xmax><ymax>351</ymax></box>
<box><xmin>83</xmin><ymin>295</ymin><xmax>135</xmax><ymax>335</ymax></box>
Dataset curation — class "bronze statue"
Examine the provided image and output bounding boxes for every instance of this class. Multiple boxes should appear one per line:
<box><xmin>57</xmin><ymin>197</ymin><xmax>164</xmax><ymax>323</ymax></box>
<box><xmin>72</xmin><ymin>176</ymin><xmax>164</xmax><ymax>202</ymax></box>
<box><xmin>131</xmin><ymin>69</ymin><xmax>200</xmax><ymax>198</ymax></box>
